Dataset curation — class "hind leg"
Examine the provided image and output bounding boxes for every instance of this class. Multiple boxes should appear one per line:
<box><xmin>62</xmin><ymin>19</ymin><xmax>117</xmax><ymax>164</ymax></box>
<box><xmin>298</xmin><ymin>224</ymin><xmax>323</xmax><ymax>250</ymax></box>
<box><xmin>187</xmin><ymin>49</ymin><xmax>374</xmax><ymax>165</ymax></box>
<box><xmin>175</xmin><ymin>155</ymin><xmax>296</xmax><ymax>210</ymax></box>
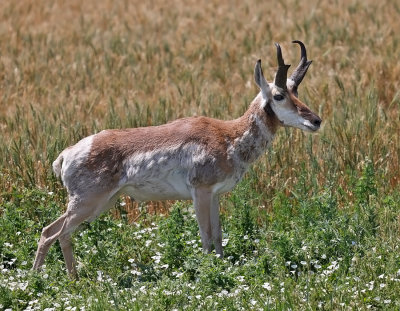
<box><xmin>59</xmin><ymin>233</ymin><xmax>78</xmax><ymax>278</ymax></box>
<box><xmin>33</xmin><ymin>198</ymin><xmax>96</xmax><ymax>277</ymax></box>
<box><xmin>33</xmin><ymin>213</ymin><xmax>69</xmax><ymax>271</ymax></box>
<box><xmin>57</xmin><ymin>192</ymin><xmax>121</xmax><ymax>277</ymax></box>
<box><xmin>33</xmin><ymin>191</ymin><xmax>123</xmax><ymax>278</ymax></box>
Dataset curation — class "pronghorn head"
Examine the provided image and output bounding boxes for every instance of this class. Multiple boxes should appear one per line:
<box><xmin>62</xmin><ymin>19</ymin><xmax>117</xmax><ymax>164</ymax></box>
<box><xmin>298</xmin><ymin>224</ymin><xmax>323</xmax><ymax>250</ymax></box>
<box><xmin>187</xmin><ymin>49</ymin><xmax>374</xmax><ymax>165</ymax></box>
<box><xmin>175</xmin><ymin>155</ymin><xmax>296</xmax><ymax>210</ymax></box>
<box><xmin>254</xmin><ymin>41</ymin><xmax>322</xmax><ymax>132</ymax></box>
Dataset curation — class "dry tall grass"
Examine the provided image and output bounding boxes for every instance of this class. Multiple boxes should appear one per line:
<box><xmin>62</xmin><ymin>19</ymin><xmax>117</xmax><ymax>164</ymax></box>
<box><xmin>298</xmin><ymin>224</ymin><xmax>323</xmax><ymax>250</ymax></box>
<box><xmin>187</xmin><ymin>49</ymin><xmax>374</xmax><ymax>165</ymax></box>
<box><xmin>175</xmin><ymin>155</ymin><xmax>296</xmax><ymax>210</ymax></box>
<box><xmin>1</xmin><ymin>0</ymin><xmax>399</xmax><ymax>214</ymax></box>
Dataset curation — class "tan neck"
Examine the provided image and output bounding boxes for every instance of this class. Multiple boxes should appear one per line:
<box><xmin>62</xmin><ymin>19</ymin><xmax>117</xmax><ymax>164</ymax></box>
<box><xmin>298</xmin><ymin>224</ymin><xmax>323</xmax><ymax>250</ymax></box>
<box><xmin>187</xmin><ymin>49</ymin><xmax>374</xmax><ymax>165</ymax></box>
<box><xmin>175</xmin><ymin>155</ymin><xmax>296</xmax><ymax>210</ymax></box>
<box><xmin>228</xmin><ymin>93</ymin><xmax>280</xmax><ymax>164</ymax></box>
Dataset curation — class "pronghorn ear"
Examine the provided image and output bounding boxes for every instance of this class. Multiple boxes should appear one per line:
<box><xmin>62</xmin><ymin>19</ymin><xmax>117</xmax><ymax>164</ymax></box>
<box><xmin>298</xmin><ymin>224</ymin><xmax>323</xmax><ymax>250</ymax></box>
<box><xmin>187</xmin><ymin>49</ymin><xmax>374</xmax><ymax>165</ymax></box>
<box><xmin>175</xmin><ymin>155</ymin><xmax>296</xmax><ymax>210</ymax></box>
<box><xmin>254</xmin><ymin>59</ymin><xmax>270</xmax><ymax>99</ymax></box>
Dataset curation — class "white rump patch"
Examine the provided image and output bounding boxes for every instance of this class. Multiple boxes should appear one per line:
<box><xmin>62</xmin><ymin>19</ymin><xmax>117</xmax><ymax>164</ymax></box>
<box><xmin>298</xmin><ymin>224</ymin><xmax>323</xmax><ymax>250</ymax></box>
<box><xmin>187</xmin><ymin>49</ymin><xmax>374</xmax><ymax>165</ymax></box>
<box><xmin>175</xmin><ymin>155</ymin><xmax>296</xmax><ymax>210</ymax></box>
<box><xmin>60</xmin><ymin>135</ymin><xmax>94</xmax><ymax>184</ymax></box>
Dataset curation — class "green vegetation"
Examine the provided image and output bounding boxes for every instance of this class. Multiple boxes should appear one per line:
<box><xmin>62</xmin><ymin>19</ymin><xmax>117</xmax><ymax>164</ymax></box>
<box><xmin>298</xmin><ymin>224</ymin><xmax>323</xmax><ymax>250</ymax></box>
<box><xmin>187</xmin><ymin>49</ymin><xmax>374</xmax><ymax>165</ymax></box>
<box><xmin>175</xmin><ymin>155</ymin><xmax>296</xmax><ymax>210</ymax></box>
<box><xmin>1</xmin><ymin>0</ymin><xmax>399</xmax><ymax>309</ymax></box>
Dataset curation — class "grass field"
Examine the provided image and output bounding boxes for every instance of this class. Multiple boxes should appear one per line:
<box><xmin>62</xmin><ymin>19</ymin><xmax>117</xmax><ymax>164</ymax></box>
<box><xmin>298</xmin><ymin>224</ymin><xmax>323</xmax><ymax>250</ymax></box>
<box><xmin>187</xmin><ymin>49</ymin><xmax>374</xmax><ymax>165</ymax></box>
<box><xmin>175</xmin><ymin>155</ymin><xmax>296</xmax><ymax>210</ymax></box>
<box><xmin>1</xmin><ymin>0</ymin><xmax>400</xmax><ymax>309</ymax></box>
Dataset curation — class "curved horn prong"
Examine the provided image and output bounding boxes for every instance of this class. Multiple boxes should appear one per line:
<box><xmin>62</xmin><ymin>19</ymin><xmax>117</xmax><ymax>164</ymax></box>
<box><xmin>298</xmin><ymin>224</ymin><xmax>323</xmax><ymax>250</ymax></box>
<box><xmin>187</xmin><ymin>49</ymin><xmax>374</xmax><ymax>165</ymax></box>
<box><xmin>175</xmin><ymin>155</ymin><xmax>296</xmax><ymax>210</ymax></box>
<box><xmin>289</xmin><ymin>40</ymin><xmax>312</xmax><ymax>87</ymax></box>
<box><xmin>274</xmin><ymin>43</ymin><xmax>291</xmax><ymax>90</ymax></box>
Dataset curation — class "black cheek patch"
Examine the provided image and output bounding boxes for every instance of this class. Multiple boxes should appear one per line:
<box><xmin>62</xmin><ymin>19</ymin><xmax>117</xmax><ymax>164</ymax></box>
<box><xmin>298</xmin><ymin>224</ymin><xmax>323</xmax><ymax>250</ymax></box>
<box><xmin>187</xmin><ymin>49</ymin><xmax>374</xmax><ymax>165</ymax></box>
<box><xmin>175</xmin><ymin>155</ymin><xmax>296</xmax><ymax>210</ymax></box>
<box><xmin>264</xmin><ymin>100</ymin><xmax>274</xmax><ymax>117</ymax></box>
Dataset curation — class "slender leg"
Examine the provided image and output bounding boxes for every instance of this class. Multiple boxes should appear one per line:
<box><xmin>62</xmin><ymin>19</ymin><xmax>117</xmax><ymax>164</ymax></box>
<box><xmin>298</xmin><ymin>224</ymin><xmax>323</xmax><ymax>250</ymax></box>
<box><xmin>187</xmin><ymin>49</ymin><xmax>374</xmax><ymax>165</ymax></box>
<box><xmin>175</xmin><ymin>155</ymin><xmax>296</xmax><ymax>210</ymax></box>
<box><xmin>33</xmin><ymin>214</ymin><xmax>68</xmax><ymax>271</ymax></box>
<box><xmin>33</xmin><ymin>192</ymin><xmax>121</xmax><ymax>278</ymax></box>
<box><xmin>210</xmin><ymin>195</ymin><xmax>223</xmax><ymax>257</ymax></box>
<box><xmin>59</xmin><ymin>234</ymin><xmax>78</xmax><ymax>279</ymax></box>
<box><xmin>33</xmin><ymin>200</ymin><xmax>93</xmax><ymax>278</ymax></box>
<box><xmin>192</xmin><ymin>187</ymin><xmax>213</xmax><ymax>253</ymax></box>
<box><xmin>33</xmin><ymin>209</ymin><xmax>90</xmax><ymax>278</ymax></box>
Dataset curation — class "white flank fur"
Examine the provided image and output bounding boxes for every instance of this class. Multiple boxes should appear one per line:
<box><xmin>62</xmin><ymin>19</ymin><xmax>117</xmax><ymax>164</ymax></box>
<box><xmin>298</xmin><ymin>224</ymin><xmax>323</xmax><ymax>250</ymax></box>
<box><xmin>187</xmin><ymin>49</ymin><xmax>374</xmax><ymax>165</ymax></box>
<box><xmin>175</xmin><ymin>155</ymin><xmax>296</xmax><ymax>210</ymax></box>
<box><xmin>121</xmin><ymin>144</ymin><xmax>209</xmax><ymax>201</ymax></box>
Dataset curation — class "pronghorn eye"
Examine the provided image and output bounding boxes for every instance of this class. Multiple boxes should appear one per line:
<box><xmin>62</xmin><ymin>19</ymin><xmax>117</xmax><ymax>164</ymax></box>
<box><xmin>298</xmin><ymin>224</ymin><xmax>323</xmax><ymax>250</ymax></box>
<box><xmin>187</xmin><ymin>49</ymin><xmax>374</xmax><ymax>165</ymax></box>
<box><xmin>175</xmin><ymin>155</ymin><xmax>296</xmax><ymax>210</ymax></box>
<box><xmin>273</xmin><ymin>94</ymin><xmax>285</xmax><ymax>101</ymax></box>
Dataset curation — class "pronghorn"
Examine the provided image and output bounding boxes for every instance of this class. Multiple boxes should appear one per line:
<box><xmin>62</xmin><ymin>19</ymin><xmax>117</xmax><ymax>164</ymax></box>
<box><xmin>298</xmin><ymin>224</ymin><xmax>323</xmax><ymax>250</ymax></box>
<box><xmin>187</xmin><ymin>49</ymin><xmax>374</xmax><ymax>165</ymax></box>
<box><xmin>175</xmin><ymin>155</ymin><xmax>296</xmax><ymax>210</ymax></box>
<box><xmin>33</xmin><ymin>41</ymin><xmax>321</xmax><ymax>278</ymax></box>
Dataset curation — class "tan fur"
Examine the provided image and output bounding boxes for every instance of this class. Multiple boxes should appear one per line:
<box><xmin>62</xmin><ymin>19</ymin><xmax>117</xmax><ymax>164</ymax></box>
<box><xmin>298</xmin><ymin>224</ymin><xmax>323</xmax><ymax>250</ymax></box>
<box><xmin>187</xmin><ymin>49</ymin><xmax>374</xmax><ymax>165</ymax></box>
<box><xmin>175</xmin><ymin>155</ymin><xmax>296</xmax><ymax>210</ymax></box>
<box><xmin>289</xmin><ymin>93</ymin><xmax>319</xmax><ymax>120</ymax></box>
<box><xmin>85</xmin><ymin>98</ymin><xmax>278</xmax><ymax>189</ymax></box>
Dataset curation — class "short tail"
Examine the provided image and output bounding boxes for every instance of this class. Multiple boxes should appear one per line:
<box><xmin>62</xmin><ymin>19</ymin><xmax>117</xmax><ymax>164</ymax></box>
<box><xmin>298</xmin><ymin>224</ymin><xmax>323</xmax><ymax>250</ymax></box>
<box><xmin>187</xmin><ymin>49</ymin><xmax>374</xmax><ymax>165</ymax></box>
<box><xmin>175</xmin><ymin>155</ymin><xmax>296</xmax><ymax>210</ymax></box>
<box><xmin>52</xmin><ymin>152</ymin><xmax>64</xmax><ymax>178</ymax></box>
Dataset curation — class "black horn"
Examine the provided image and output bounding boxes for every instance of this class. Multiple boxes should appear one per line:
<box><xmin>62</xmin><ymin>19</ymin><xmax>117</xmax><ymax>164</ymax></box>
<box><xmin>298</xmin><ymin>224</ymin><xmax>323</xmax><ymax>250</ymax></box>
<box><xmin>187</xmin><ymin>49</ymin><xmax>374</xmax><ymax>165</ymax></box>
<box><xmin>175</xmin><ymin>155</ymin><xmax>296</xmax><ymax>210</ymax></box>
<box><xmin>274</xmin><ymin>43</ymin><xmax>291</xmax><ymax>90</ymax></box>
<box><xmin>289</xmin><ymin>40</ymin><xmax>312</xmax><ymax>87</ymax></box>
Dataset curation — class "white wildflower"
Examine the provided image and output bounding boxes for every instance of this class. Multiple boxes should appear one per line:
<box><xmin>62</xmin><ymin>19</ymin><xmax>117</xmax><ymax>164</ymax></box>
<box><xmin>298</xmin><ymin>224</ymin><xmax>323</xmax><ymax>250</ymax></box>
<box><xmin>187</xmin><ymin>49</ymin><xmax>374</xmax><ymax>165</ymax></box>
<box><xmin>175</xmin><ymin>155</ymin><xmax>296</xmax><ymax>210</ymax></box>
<box><xmin>366</xmin><ymin>281</ymin><xmax>374</xmax><ymax>291</ymax></box>
<box><xmin>151</xmin><ymin>255</ymin><xmax>161</xmax><ymax>264</ymax></box>
<box><xmin>236</xmin><ymin>276</ymin><xmax>245</xmax><ymax>282</ymax></box>
<box><xmin>19</xmin><ymin>282</ymin><xmax>28</xmax><ymax>290</ymax></box>
<box><xmin>96</xmin><ymin>271</ymin><xmax>103</xmax><ymax>282</ymax></box>
<box><xmin>130</xmin><ymin>270</ymin><xmax>142</xmax><ymax>276</ymax></box>
<box><xmin>262</xmin><ymin>282</ymin><xmax>272</xmax><ymax>291</ymax></box>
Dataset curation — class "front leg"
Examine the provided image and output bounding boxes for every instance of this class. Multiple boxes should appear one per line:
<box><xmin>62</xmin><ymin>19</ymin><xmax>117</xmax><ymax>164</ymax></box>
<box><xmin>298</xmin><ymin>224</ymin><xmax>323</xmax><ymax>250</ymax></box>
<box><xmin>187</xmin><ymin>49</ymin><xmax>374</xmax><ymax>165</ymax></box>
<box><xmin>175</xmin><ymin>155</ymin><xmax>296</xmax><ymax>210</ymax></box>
<box><xmin>192</xmin><ymin>187</ymin><xmax>213</xmax><ymax>253</ymax></box>
<box><xmin>210</xmin><ymin>195</ymin><xmax>223</xmax><ymax>257</ymax></box>
<box><xmin>192</xmin><ymin>187</ymin><xmax>223</xmax><ymax>256</ymax></box>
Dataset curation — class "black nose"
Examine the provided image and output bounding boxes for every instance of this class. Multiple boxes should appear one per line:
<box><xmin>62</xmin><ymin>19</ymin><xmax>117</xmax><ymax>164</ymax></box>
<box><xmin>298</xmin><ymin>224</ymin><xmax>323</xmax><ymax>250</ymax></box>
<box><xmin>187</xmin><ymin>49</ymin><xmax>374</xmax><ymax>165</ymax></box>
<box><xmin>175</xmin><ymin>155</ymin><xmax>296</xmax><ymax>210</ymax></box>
<box><xmin>312</xmin><ymin>117</ymin><xmax>322</xmax><ymax>127</ymax></box>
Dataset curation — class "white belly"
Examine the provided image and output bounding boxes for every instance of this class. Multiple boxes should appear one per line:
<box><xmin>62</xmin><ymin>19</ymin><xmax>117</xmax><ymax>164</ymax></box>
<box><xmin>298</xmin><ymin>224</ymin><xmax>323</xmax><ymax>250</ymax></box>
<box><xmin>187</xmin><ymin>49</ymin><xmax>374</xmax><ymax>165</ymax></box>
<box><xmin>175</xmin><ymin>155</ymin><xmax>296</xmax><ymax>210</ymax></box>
<box><xmin>118</xmin><ymin>146</ymin><xmax>250</xmax><ymax>201</ymax></box>
<box><xmin>120</xmin><ymin>169</ymin><xmax>192</xmax><ymax>202</ymax></box>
